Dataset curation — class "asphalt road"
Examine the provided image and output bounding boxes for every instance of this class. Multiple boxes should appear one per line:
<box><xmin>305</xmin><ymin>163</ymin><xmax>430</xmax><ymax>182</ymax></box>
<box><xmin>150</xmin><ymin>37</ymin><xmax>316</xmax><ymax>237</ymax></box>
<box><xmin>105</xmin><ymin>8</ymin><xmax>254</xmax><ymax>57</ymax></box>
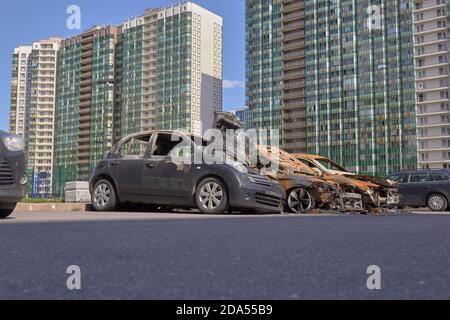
<box><xmin>0</xmin><ymin>211</ymin><xmax>449</xmax><ymax>300</ymax></box>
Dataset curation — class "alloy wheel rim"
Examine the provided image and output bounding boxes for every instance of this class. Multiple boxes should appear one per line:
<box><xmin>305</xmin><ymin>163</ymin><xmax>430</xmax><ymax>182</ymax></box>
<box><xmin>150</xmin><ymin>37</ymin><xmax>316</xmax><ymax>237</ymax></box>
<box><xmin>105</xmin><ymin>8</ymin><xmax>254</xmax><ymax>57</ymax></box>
<box><xmin>94</xmin><ymin>183</ymin><xmax>111</xmax><ymax>208</ymax></box>
<box><xmin>199</xmin><ymin>182</ymin><xmax>223</xmax><ymax>210</ymax></box>
<box><xmin>288</xmin><ymin>188</ymin><xmax>313</xmax><ymax>213</ymax></box>
<box><xmin>429</xmin><ymin>195</ymin><xmax>445</xmax><ymax>211</ymax></box>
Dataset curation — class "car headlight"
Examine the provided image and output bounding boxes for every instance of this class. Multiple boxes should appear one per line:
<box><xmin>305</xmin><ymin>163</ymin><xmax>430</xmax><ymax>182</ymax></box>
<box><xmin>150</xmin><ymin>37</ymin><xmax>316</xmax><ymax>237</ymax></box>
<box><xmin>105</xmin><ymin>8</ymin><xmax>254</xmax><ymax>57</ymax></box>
<box><xmin>226</xmin><ymin>160</ymin><xmax>249</xmax><ymax>174</ymax></box>
<box><xmin>2</xmin><ymin>133</ymin><xmax>25</xmax><ymax>151</ymax></box>
<box><xmin>317</xmin><ymin>183</ymin><xmax>336</xmax><ymax>193</ymax></box>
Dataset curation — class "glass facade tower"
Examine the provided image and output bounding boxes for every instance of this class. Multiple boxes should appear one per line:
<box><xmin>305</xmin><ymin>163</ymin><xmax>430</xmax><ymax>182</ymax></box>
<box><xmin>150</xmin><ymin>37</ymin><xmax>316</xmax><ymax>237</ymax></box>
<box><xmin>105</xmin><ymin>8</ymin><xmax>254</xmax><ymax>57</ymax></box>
<box><xmin>305</xmin><ymin>0</ymin><xmax>417</xmax><ymax>176</ymax></box>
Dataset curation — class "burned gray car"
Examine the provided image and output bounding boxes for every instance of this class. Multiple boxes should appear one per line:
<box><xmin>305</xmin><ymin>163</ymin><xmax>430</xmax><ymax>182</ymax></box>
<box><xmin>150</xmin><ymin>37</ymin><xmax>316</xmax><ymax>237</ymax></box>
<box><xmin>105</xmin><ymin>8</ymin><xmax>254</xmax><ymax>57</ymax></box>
<box><xmin>89</xmin><ymin>130</ymin><xmax>285</xmax><ymax>214</ymax></box>
<box><xmin>0</xmin><ymin>130</ymin><xmax>27</xmax><ymax>218</ymax></box>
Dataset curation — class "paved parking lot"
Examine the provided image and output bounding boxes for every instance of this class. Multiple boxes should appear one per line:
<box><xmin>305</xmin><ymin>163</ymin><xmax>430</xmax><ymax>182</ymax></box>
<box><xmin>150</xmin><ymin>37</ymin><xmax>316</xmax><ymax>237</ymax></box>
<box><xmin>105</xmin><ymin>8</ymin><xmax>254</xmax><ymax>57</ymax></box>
<box><xmin>0</xmin><ymin>210</ymin><xmax>449</xmax><ymax>299</ymax></box>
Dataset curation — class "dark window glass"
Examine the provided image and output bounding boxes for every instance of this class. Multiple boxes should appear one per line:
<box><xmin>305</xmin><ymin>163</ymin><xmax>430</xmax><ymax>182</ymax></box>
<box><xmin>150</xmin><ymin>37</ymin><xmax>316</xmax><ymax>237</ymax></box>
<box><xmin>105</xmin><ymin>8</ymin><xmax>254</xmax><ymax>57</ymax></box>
<box><xmin>409</xmin><ymin>173</ymin><xmax>431</xmax><ymax>183</ymax></box>
<box><xmin>388</xmin><ymin>173</ymin><xmax>409</xmax><ymax>183</ymax></box>
<box><xmin>433</xmin><ymin>173</ymin><xmax>450</xmax><ymax>181</ymax></box>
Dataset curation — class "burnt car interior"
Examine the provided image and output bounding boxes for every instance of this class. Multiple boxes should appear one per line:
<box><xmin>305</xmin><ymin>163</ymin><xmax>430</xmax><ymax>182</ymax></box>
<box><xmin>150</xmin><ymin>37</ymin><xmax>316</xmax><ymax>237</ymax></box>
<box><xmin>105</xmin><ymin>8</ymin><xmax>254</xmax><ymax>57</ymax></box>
<box><xmin>153</xmin><ymin>134</ymin><xmax>184</xmax><ymax>157</ymax></box>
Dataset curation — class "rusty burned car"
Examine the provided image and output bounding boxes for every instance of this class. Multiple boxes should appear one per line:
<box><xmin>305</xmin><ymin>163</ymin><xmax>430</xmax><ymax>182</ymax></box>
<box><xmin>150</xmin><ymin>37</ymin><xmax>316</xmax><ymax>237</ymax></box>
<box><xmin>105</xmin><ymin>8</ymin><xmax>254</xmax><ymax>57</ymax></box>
<box><xmin>295</xmin><ymin>154</ymin><xmax>401</xmax><ymax>211</ymax></box>
<box><xmin>255</xmin><ymin>146</ymin><xmax>364</xmax><ymax>213</ymax></box>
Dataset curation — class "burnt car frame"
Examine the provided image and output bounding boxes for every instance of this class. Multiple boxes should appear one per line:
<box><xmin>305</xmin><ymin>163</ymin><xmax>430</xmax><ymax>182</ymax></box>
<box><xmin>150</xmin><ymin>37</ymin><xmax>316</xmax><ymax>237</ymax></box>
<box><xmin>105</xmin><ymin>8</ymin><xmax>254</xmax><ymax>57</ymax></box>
<box><xmin>0</xmin><ymin>130</ymin><xmax>27</xmax><ymax>218</ymax></box>
<box><xmin>255</xmin><ymin>146</ymin><xmax>363</xmax><ymax>214</ymax></box>
<box><xmin>89</xmin><ymin>130</ymin><xmax>285</xmax><ymax>214</ymax></box>
<box><xmin>295</xmin><ymin>154</ymin><xmax>400</xmax><ymax>210</ymax></box>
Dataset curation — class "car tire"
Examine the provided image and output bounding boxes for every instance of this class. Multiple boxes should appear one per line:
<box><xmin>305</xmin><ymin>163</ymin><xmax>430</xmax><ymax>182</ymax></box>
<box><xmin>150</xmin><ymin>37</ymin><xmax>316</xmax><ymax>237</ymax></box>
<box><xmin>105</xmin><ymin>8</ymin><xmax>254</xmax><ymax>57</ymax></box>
<box><xmin>427</xmin><ymin>194</ymin><xmax>448</xmax><ymax>212</ymax></box>
<box><xmin>91</xmin><ymin>179</ymin><xmax>118</xmax><ymax>212</ymax></box>
<box><xmin>285</xmin><ymin>188</ymin><xmax>315</xmax><ymax>214</ymax></box>
<box><xmin>195</xmin><ymin>178</ymin><xmax>229</xmax><ymax>214</ymax></box>
<box><xmin>0</xmin><ymin>203</ymin><xmax>16</xmax><ymax>219</ymax></box>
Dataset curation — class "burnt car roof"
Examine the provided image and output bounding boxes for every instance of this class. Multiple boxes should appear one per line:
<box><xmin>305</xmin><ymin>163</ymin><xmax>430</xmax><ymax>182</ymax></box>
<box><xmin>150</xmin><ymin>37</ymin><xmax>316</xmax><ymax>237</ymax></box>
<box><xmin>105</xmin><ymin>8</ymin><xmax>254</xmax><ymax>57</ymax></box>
<box><xmin>294</xmin><ymin>154</ymin><xmax>328</xmax><ymax>161</ymax></box>
<box><xmin>116</xmin><ymin>130</ymin><xmax>203</xmax><ymax>143</ymax></box>
<box><xmin>257</xmin><ymin>145</ymin><xmax>317</xmax><ymax>176</ymax></box>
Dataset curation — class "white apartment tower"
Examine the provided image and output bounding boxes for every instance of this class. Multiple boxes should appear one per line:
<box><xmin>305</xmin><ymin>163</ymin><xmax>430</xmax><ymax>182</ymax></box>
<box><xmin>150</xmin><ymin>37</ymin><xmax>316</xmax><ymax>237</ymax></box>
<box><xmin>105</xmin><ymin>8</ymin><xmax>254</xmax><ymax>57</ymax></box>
<box><xmin>156</xmin><ymin>2</ymin><xmax>223</xmax><ymax>135</ymax></box>
<box><xmin>116</xmin><ymin>2</ymin><xmax>223</xmax><ymax>138</ymax></box>
<box><xmin>9</xmin><ymin>46</ymin><xmax>32</xmax><ymax>141</ymax></box>
<box><xmin>10</xmin><ymin>38</ymin><xmax>61</xmax><ymax>195</ymax></box>
<box><xmin>414</xmin><ymin>0</ymin><xmax>450</xmax><ymax>169</ymax></box>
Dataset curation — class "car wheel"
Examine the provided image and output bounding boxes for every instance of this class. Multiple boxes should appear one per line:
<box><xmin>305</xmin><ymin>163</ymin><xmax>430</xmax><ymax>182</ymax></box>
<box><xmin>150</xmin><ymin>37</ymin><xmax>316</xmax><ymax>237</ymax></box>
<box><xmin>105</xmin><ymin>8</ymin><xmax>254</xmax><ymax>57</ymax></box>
<box><xmin>427</xmin><ymin>194</ymin><xmax>448</xmax><ymax>212</ymax></box>
<box><xmin>286</xmin><ymin>188</ymin><xmax>315</xmax><ymax>214</ymax></box>
<box><xmin>0</xmin><ymin>203</ymin><xmax>16</xmax><ymax>219</ymax></box>
<box><xmin>195</xmin><ymin>178</ymin><xmax>229</xmax><ymax>214</ymax></box>
<box><xmin>92</xmin><ymin>180</ymin><xmax>117</xmax><ymax>212</ymax></box>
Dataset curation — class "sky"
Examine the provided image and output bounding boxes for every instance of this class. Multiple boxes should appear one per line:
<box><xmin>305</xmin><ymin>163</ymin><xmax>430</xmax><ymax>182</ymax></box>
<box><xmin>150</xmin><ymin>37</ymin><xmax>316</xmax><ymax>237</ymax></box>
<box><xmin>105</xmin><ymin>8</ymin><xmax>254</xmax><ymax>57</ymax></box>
<box><xmin>0</xmin><ymin>0</ymin><xmax>246</xmax><ymax>131</ymax></box>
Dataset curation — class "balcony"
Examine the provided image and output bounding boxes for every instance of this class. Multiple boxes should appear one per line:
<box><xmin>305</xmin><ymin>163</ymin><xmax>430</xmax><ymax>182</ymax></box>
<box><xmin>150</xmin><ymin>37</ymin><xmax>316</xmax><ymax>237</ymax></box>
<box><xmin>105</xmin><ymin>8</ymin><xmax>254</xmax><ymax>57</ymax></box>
<box><xmin>284</xmin><ymin>91</ymin><xmax>306</xmax><ymax>99</ymax></box>
<box><xmin>283</xmin><ymin>1</ymin><xmax>305</xmax><ymax>13</ymax></box>
<box><xmin>283</xmin><ymin>41</ymin><xmax>304</xmax><ymax>51</ymax></box>
<box><xmin>283</xmin><ymin>132</ymin><xmax>307</xmax><ymax>140</ymax></box>
<box><xmin>283</xmin><ymin>11</ymin><xmax>304</xmax><ymax>23</ymax></box>
<box><xmin>79</xmin><ymin>92</ymin><xmax>92</xmax><ymax>101</ymax></box>
<box><xmin>417</xmin><ymin>121</ymin><xmax>450</xmax><ymax>129</ymax></box>
<box><xmin>80</xmin><ymin>62</ymin><xmax>92</xmax><ymax>71</ymax></box>
<box><xmin>283</xmin><ymin>111</ymin><xmax>306</xmax><ymax>120</ymax></box>
<box><xmin>283</xmin><ymin>71</ymin><xmax>306</xmax><ymax>80</ymax></box>
<box><xmin>80</xmin><ymin>50</ymin><xmax>93</xmax><ymax>59</ymax></box>
<box><xmin>284</xmin><ymin>81</ymin><xmax>305</xmax><ymax>89</ymax></box>
<box><xmin>284</xmin><ymin>22</ymin><xmax>304</xmax><ymax>32</ymax></box>
<box><xmin>284</xmin><ymin>101</ymin><xmax>306</xmax><ymax>110</ymax></box>
<box><xmin>283</xmin><ymin>31</ymin><xmax>305</xmax><ymax>41</ymax></box>
<box><xmin>80</xmin><ymin>78</ymin><xmax>92</xmax><ymax>86</ymax></box>
<box><xmin>284</xmin><ymin>51</ymin><xmax>306</xmax><ymax>61</ymax></box>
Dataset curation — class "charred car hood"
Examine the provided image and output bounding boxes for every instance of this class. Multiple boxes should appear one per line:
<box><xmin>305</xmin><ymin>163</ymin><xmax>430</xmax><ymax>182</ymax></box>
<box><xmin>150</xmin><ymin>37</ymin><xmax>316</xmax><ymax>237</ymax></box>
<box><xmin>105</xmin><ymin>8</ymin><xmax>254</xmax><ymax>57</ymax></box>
<box><xmin>322</xmin><ymin>173</ymin><xmax>398</xmax><ymax>193</ymax></box>
<box><xmin>345</xmin><ymin>174</ymin><xmax>398</xmax><ymax>188</ymax></box>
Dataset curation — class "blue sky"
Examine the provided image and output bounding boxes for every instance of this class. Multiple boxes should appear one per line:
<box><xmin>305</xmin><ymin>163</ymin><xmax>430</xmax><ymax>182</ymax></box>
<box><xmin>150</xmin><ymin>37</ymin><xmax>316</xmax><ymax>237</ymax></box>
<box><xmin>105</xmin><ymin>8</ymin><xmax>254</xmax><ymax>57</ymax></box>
<box><xmin>0</xmin><ymin>0</ymin><xmax>246</xmax><ymax>131</ymax></box>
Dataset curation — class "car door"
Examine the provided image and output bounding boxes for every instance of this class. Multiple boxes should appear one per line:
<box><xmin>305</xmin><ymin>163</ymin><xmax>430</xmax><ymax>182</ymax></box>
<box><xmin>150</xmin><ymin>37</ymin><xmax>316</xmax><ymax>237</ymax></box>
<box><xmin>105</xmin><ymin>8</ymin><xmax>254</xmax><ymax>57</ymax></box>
<box><xmin>109</xmin><ymin>134</ymin><xmax>152</xmax><ymax>197</ymax></box>
<box><xmin>428</xmin><ymin>172</ymin><xmax>450</xmax><ymax>200</ymax></box>
<box><xmin>141</xmin><ymin>132</ymin><xmax>193</xmax><ymax>204</ymax></box>
<box><xmin>387</xmin><ymin>173</ymin><xmax>410</xmax><ymax>204</ymax></box>
<box><xmin>402</xmin><ymin>172</ymin><xmax>431</xmax><ymax>206</ymax></box>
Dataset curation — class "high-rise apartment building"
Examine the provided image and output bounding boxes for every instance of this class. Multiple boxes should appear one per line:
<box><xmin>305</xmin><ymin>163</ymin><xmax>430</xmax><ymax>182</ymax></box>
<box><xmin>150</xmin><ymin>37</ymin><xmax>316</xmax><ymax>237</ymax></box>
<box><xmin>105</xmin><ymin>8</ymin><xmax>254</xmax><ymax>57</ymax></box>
<box><xmin>156</xmin><ymin>3</ymin><xmax>223</xmax><ymax>135</ymax></box>
<box><xmin>116</xmin><ymin>3</ymin><xmax>223</xmax><ymax>138</ymax></box>
<box><xmin>53</xmin><ymin>26</ymin><xmax>119</xmax><ymax>196</ymax></box>
<box><xmin>246</xmin><ymin>0</ymin><xmax>418</xmax><ymax>176</ymax></box>
<box><xmin>413</xmin><ymin>0</ymin><xmax>450</xmax><ymax>169</ymax></box>
<box><xmin>246</xmin><ymin>0</ymin><xmax>283</xmax><ymax>135</ymax></box>
<box><xmin>305</xmin><ymin>0</ymin><xmax>417</xmax><ymax>176</ymax></box>
<box><xmin>10</xmin><ymin>46</ymin><xmax>32</xmax><ymax>141</ymax></box>
<box><xmin>282</xmin><ymin>0</ymin><xmax>306</xmax><ymax>153</ymax></box>
<box><xmin>115</xmin><ymin>16</ymin><xmax>145</xmax><ymax>139</ymax></box>
<box><xmin>10</xmin><ymin>38</ymin><xmax>61</xmax><ymax>195</ymax></box>
<box><xmin>49</xmin><ymin>2</ymin><xmax>222</xmax><ymax>197</ymax></box>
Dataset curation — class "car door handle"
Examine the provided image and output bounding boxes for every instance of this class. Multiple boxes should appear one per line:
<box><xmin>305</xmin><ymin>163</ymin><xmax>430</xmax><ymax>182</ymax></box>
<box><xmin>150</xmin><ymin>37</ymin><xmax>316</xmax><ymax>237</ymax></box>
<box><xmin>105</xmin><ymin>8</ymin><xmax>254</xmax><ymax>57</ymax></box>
<box><xmin>425</xmin><ymin>185</ymin><xmax>431</xmax><ymax>190</ymax></box>
<box><xmin>111</xmin><ymin>162</ymin><xmax>120</xmax><ymax>167</ymax></box>
<box><xmin>146</xmin><ymin>162</ymin><xmax>156</xmax><ymax>169</ymax></box>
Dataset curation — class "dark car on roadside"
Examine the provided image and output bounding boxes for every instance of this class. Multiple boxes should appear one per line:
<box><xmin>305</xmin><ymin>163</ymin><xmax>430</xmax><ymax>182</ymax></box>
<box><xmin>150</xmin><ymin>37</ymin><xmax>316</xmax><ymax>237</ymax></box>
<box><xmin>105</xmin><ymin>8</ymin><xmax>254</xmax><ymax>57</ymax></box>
<box><xmin>387</xmin><ymin>170</ymin><xmax>450</xmax><ymax>211</ymax></box>
<box><xmin>89</xmin><ymin>130</ymin><xmax>285</xmax><ymax>214</ymax></box>
<box><xmin>0</xmin><ymin>130</ymin><xmax>27</xmax><ymax>218</ymax></box>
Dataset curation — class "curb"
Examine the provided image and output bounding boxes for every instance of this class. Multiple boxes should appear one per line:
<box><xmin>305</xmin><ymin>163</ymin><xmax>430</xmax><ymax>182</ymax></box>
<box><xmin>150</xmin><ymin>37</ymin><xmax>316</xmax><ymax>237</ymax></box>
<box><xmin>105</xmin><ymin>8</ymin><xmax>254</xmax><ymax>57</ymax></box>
<box><xmin>15</xmin><ymin>203</ymin><xmax>91</xmax><ymax>212</ymax></box>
